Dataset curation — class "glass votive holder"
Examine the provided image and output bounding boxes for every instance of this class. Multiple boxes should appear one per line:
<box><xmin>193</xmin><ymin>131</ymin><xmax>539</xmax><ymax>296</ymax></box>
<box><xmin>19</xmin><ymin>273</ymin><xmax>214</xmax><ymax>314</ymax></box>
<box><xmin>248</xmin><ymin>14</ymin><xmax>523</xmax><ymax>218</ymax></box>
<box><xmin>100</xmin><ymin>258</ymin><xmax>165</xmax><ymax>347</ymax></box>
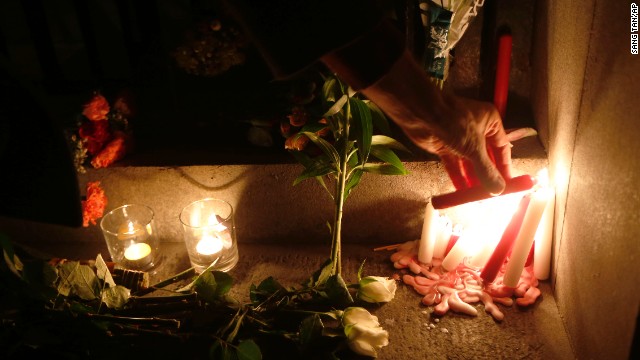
<box><xmin>179</xmin><ymin>198</ymin><xmax>239</xmax><ymax>273</ymax></box>
<box><xmin>100</xmin><ymin>204</ymin><xmax>161</xmax><ymax>271</ymax></box>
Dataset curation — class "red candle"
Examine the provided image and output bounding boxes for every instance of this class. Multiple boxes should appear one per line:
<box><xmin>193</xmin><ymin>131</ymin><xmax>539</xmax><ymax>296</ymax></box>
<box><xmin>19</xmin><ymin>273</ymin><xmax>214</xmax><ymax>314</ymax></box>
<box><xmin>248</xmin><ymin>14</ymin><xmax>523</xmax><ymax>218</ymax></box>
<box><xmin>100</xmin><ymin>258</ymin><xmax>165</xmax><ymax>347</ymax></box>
<box><xmin>443</xmin><ymin>227</ymin><xmax>462</xmax><ymax>258</ymax></box>
<box><xmin>493</xmin><ymin>31</ymin><xmax>512</xmax><ymax>119</ymax></box>
<box><xmin>524</xmin><ymin>242</ymin><xmax>535</xmax><ymax>267</ymax></box>
<box><xmin>480</xmin><ymin>194</ymin><xmax>531</xmax><ymax>284</ymax></box>
<box><xmin>431</xmin><ymin>174</ymin><xmax>536</xmax><ymax>210</ymax></box>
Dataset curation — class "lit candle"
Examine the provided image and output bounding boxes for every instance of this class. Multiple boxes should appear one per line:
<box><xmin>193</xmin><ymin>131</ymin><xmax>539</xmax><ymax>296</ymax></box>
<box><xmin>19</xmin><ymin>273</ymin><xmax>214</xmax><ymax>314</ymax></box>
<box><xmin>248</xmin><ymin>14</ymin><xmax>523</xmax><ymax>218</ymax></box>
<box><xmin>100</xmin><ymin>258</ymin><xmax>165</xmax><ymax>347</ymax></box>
<box><xmin>441</xmin><ymin>231</ymin><xmax>473</xmax><ymax>271</ymax></box>
<box><xmin>480</xmin><ymin>194</ymin><xmax>531</xmax><ymax>283</ymax></box>
<box><xmin>124</xmin><ymin>243</ymin><xmax>152</xmax><ymax>261</ymax></box>
<box><xmin>431</xmin><ymin>175</ymin><xmax>536</xmax><ymax>210</ymax></box>
<box><xmin>503</xmin><ymin>188</ymin><xmax>551</xmax><ymax>287</ymax></box>
<box><xmin>124</xmin><ymin>242</ymin><xmax>152</xmax><ymax>269</ymax></box>
<box><xmin>196</xmin><ymin>234</ymin><xmax>223</xmax><ymax>256</ymax></box>
<box><xmin>432</xmin><ymin>217</ymin><xmax>452</xmax><ymax>259</ymax></box>
<box><xmin>444</xmin><ymin>224</ymin><xmax>463</xmax><ymax>257</ymax></box>
<box><xmin>418</xmin><ymin>201</ymin><xmax>439</xmax><ymax>265</ymax></box>
<box><xmin>534</xmin><ymin>187</ymin><xmax>555</xmax><ymax>280</ymax></box>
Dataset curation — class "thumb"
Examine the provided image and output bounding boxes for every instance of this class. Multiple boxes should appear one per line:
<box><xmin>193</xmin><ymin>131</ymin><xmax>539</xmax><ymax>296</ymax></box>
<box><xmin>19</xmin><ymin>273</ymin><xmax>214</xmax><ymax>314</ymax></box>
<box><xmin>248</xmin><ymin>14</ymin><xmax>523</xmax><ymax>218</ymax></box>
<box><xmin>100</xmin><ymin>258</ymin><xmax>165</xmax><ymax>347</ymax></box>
<box><xmin>470</xmin><ymin>149</ymin><xmax>506</xmax><ymax>195</ymax></box>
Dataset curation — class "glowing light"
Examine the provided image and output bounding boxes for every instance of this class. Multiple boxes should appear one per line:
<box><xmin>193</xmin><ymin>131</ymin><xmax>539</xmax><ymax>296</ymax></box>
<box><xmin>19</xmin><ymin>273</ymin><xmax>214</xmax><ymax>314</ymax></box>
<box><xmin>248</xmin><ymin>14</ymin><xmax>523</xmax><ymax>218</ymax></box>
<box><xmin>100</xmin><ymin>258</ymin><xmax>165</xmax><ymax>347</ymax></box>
<box><xmin>117</xmin><ymin>221</ymin><xmax>145</xmax><ymax>240</ymax></box>
<box><xmin>196</xmin><ymin>235</ymin><xmax>223</xmax><ymax>255</ymax></box>
<box><xmin>208</xmin><ymin>214</ymin><xmax>227</xmax><ymax>232</ymax></box>
<box><xmin>441</xmin><ymin>190</ymin><xmax>526</xmax><ymax>270</ymax></box>
<box><xmin>124</xmin><ymin>243</ymin><xmax>151</xmax><ymax>261</ymax></box>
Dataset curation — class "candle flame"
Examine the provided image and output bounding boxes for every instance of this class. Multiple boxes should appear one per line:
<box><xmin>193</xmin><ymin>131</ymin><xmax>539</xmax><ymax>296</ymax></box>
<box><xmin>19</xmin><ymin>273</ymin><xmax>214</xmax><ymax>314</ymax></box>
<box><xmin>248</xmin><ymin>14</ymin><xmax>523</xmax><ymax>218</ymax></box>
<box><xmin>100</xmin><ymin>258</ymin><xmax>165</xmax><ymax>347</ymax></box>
<box><xmin>536</xmin><ymin>168</ymin><xmax>550</xmax><ymax>188</ymax></box>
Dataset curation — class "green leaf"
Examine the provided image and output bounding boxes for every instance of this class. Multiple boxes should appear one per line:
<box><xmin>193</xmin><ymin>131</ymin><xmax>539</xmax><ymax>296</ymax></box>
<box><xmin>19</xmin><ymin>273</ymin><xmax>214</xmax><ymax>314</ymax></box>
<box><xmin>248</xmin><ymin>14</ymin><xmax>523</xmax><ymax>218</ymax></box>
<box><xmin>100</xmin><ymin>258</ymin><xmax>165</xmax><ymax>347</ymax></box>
<box><xmin>293</xmin><ymin>162</ymin><xmax>335</xmax><ymax>186</ymax></box>
<box><xmin>323</xmin><ymin>94</ymin><xmax>348</xmax><ymax>118</ymax></box>
<box><xmin>299</xmin><ymin>314</ymin><xmax>324</xmax><ymax>349</ymax></box>
<box><xmin>301</xmin><ymin>132</ymin><xmax>340</xmax><ymax>167</ymax></box>
<box><xmin>250</xmin><ymin>276</ymin><xmax>285</xmax><ymax>304</ymax></box>
<box><xmin>237</xmin><ymin>340</ymin><xmax>262</xmax><ymax>360</ymax></box>
<box><xmin>101</xmin><ymin>285</ymin><xmax>131</xmax><ymax>309</ymax></box>
<box><xmin>349</xmin><ymin>98</ymin><xmax>373</xmax><ymax>163</ymax></box>
<box><xmin>325</xmin><ymin>274</ymin><xmax>354</xmax><ymax>307</ymax></box>
<box><xmin>299</xmin><ymin>122</ymin><xmax>329</xmax><ymax>134</ymax></box>
<box><xmin>212</xmin><ymin>271</ymin><xmax>233</xmax><ymax>296</ymax></box>
<box><xmin>366</xmin><ymin>101</ymin><xmax>392</xmax><ymax>135</ymax></box>
<box><xmin>313</xmin><ymin>259</ymin><xmax>334</xmax><ymax>287</ymax></box>
<box><xmin>56</xmin><ymin>261</ymin><xmax>99</xmax><ymax>300</ymax></box>
<box><xmin>344</xmin><ymin>169</ymin><xmax>363</xmax><ymax>201</ymax></box>
<box><xmin>0</xmin><ymin>233</ymin><xmax>16</xmax><ymax>272</ymax></box>
<box><xmin>362</xmin><ymin>163</ymin><xmax>408</xmax><ymax>175</ymax></box>
<box><xmin>369</xmin><ymin>145</ymin><xmax>407</xmax><ymax>173</ymax></box>
<box><xmin>95</xmin><ymin>253</ymin><xmax>115</xmax><ymax>287</ymax></box>
<box><xmin>357</xmin><ymin>259</ymin><xmax>366</xmax><ymax>282</ymax></box>
<box><xmin>289</xmin><ymin>151</ymin><xmax>336</xmax><ymax>188</ymax></box>
<box><xmin>194</xmin><ymin>270</ymin><xmax>233</xmax><ymax>303</ymax></box>
<box><xmin>371</xmin><ymin>135</ymin><xmax>412</xmax><ymax>153</ymax></box>
<box><xmin>322</xmin><ymin>76</ymin><xmax>340</xmax><ymax>103</ymax></box>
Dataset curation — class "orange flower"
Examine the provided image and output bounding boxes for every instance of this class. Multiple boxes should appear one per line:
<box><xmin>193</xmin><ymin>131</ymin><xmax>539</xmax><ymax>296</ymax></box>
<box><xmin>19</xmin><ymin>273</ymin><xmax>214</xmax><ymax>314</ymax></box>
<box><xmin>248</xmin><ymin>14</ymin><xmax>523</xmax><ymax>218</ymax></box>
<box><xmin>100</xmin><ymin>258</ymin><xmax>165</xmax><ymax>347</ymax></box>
<box><xmin>82</xmin><ymin>181</ymin><xmax>107</xmax><ymax>227</ymax></box>
<box><xmin>284</xmin><ymin>134</ymin><xmax>309</xmax><ymax>151</ymax></box>
<box><xmin>91</xmin><ymin>132</ymin><xmax>130</xmax><ymax>168</ymax></box>
<box><xmin>82</xmin><ymin>93</ymin><xmax>110</xmax><ymax>121</ymax></box>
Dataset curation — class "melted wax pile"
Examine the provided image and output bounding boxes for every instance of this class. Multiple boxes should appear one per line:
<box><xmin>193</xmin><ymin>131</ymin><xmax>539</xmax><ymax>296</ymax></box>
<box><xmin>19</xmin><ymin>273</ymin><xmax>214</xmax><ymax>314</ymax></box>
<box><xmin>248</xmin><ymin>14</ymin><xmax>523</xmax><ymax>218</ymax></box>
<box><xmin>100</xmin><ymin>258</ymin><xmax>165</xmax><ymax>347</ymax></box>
<box><xmin>389</xmin><ymin>240</ymin><xmax>541</xmax><ymax>321</ymax></box>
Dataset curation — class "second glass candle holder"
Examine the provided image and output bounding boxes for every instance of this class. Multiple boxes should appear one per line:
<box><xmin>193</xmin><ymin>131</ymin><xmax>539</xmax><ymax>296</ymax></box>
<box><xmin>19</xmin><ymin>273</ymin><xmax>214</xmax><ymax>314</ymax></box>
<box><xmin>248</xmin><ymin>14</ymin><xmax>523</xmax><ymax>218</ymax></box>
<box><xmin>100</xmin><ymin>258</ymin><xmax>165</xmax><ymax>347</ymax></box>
<box><xmin>179</xmin><ymin>198</ymin><xmax>239</xmax><ymax>273</ymax></box>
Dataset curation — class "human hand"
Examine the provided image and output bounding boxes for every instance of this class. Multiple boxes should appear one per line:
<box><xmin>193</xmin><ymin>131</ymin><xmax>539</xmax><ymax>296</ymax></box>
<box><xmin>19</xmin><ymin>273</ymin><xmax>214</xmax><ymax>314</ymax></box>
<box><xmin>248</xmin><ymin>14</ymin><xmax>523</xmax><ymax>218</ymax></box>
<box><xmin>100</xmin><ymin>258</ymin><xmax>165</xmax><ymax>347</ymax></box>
<box><xmin>409</xmin><ymin>96</ymin><xmax>513</xmax><ymax>194</ymax></box>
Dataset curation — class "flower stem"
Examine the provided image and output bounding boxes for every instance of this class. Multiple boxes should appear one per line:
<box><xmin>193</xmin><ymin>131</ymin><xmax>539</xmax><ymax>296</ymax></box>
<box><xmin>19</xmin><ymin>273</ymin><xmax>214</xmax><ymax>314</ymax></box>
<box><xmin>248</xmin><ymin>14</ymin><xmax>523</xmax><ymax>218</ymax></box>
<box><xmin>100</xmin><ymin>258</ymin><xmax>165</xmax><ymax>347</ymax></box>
<box><xmin>330</xmin><ymin>99</ymin><xmax>350</xmax><ymax>276</ymax></box>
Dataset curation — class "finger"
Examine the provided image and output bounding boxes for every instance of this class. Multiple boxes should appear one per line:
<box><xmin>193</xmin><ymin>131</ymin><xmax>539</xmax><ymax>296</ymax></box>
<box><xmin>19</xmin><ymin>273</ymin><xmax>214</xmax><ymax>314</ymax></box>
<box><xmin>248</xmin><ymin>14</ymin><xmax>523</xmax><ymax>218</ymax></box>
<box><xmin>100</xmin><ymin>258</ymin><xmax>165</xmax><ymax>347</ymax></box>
<box><xmin>469</xmin><ymin>149</ymin><xmax>506</xmax><ymax>195</ymax></box>
<box><xmin>490</xmin><ymin>143</ymin><xmax>513</xmax><ymax>180</ymax></box>
<box><xmin>439</xmin><ymin>152</ymin><xmax>471</xmax><ymax>190</ymax></box>
<box><xmin>505</xmin><ymin>127</ymin><xmax>537</xmax><ymax>142</ymax></box>
<box><xmin>462</xmin><ymin>158</ymin><xmax>481</xmax><ymax>187</ymax></box>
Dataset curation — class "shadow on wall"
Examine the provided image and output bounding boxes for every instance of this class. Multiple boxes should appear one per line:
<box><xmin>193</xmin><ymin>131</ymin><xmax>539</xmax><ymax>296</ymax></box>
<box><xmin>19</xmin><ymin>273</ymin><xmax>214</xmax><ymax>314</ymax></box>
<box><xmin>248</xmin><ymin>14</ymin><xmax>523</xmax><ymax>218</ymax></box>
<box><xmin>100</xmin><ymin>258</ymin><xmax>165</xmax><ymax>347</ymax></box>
<box><xmin>232</xmin><ymin>167</ymin><xmax>427</xmax><ymax>245</ymax></box>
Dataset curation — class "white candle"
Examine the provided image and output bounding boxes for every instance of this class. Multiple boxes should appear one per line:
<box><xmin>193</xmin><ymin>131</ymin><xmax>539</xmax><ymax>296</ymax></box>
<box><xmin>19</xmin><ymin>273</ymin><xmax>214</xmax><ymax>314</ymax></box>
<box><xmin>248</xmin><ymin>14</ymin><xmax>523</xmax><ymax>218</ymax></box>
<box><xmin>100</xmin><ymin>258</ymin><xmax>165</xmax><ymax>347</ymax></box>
<box><xmin>196</xmin><ymin>234</ymin><xmax>223</xmax><ymax>256</ymax></box>
<box><xmin>418</xmin><ymin>201</ymin><xmax>439</xmax><ymax>265</ymax></box>
<box><xmin>534</xmin><ymin>188</ymin><xmax>555</xmax><ymax>280</ymax></box>
<box><xmin>432</xmin><ymin>217</ymin><xmax>452</xmax><ymax>259</ymax></box>
<box><xmin>503</xmin><ymin>188</ymin><xmax>552</xmax><ymax>287</ymax></box>
<box><xmin>441</xmin><ymin>231</ymin><xmax>472</xmax><ymax>271</ymax></box>
<box><xmin>468</xmin><ymin>232</ymin><xmax>496</xmax><ymax>269</ymax></box>
<box><xmin>124</xmin><ymin>243</ymin><xmax>151</xmax><ymax>260</ymax></box>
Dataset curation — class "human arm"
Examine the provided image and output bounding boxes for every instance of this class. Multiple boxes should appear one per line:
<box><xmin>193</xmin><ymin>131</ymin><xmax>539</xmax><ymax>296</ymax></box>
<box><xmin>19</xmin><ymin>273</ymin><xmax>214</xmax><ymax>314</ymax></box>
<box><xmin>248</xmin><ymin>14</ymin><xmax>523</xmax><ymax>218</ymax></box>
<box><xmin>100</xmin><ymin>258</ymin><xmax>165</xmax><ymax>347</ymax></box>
<box><xmin>223</xmin><ymin>1</ymin><xmax>512</xmax><ymax>193</ymax></box>
<box><xmin>322</xmin><ymin>34</ymin><xmax>512</xmax><ymax>194</ymax></box>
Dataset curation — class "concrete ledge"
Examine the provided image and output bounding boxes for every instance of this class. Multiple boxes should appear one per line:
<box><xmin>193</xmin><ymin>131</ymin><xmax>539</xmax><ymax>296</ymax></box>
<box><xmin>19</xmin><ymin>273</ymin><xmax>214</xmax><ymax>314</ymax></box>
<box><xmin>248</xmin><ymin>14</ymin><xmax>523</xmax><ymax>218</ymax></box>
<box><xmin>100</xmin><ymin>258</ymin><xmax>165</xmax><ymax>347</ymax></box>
<box><xmin>12</xmin><ymin>241</ymin><xmax>574</xmax><ymax>360</ymax></box>
<box><xmin>0</xmin><ymin>137</ymin><xmax>546</xmax><ymax>247</ymax></box>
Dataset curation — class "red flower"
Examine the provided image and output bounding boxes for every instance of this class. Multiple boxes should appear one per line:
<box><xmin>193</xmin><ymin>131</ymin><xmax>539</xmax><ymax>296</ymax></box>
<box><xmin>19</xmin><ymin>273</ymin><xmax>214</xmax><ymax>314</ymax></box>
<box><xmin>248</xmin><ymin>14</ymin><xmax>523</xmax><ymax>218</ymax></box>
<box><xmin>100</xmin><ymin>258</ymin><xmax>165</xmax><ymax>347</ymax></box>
<box><xmin>82</xmin><ymin>181</ymin><xmax>107</xmax><ymax>227</ymax></box>
<box><xmin>91</xmin><ymin>131</ymin><xmax>131</xmax><ymax>168</ymax></box>
<box><xmin>79</xmin><ymin>120</ymin><xmax>111</xmax><ymax>155</ymax></box>
<box><xmin>82</xmin><ymin>94</ymin><xmax>110</xmax><ymax>121</ymax></box>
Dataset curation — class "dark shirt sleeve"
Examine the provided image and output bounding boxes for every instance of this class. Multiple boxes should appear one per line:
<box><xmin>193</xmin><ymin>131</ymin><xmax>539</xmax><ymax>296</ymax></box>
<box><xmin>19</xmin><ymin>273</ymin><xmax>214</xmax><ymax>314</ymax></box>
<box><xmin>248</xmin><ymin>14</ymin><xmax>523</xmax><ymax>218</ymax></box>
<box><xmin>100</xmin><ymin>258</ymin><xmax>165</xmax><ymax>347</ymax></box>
<box><xmin>223</xmin><ymin>0</ymin><xmax>404</xmax><ymax>88</ymax></box>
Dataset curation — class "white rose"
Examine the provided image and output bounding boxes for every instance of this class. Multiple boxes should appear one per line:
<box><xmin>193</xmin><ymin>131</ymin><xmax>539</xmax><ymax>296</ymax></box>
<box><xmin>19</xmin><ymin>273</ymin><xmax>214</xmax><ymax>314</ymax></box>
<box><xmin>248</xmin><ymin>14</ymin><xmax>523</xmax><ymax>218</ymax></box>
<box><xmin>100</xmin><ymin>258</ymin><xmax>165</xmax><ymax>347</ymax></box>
<box><xmin>342</xmin><ymin>307</ymin><xmax>389</xmax><ymax>358</ymax></box>
<box><xmin>357</xmin><ymin>276</ymin><xmax>397</xmax><ymax>303</ymax></box>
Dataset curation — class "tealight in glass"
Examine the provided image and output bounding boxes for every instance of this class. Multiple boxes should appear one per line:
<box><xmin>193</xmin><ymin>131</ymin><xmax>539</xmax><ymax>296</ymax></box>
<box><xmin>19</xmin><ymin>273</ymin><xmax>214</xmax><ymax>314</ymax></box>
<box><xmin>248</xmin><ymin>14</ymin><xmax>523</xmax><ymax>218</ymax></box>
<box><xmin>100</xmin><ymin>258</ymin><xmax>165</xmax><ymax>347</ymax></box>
<box><xmin>179</xmin><ymin>198</ymin><xmax>239</xmax><ymax>273</ymax></box>
<box><xmin>100</xmin><ymin>204</ymin><xmax>161</xmax><ymax>271</ymax></box>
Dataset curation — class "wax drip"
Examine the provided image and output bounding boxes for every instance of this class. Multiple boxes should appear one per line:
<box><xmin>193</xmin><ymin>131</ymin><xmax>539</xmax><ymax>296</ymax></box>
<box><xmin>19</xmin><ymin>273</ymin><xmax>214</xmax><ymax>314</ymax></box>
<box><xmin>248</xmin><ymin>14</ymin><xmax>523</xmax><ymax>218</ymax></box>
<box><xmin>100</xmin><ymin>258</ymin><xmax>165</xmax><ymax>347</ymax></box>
<box><xmin>390</xmin><ymin>239</ymin><xmax>541</xmax><ymax>321</ymax></box>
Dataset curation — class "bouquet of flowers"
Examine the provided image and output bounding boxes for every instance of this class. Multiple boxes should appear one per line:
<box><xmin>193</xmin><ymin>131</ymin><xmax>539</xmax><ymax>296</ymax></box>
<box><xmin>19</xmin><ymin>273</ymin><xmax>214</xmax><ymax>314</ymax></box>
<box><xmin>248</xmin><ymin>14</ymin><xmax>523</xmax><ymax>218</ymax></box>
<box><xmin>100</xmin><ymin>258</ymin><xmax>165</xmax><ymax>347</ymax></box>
<box><xmin>68</xmin><ymin>91</ymin><xmax>134</xmax><ymax>173</ymax></box>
